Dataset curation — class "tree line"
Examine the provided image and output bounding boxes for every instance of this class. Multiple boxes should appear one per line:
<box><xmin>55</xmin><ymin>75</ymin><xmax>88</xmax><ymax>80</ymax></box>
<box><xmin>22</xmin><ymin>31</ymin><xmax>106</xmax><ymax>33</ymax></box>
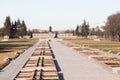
<box><xmin>74</xmin><ymin>12</ymin><xmax>120</xmax><ymax>42</ymax></box>
<box><xmin>74</xmin><ymin>20</ymin><xmax>90</xmax><ymax>38</ymax></box>
<box><xmin>0</xmin><ymin>16</ymin><xmax>27</xmax><ymax>38</ymax></box>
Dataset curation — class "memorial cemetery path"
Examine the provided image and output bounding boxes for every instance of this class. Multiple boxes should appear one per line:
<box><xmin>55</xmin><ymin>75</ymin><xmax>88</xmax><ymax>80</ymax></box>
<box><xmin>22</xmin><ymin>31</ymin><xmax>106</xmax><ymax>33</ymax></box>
<box><xmin>50</xmin><ymin>39</ymin><xmax>120</xmax><ymax>80</ymax></box>
<box><xmin>0</xmin><ymin>39</ymin><xmax>120</xmax><ymax>80</ymax></box>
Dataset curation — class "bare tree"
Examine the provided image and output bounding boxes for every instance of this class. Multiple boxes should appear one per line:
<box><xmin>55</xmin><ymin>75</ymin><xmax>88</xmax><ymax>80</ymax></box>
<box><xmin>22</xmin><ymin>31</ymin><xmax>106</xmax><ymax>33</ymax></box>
<box><xmin>104</xmin><ymin>12</ymin><xmax>120</xmax><ymax>41</ymax></box>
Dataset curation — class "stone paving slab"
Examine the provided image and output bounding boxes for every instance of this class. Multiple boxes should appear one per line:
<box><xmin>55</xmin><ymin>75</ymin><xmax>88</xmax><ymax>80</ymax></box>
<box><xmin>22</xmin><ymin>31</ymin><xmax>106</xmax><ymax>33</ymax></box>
<box><xmin>0</xmin><ymin>40</ymin><xmax>40</xmax><ymax>80</ymax></box>
<box><xmin>50</xmin><ymin>39</ymin><xmax>120</xmax><ymax>80</ymax></box>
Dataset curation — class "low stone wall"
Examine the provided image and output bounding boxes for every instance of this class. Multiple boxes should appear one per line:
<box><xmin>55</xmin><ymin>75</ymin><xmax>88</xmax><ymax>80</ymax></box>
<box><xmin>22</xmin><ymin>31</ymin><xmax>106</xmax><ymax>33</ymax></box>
<box><xmin>33</xmin><ymin>33</ymin><xmax>76</xmax><ymax>39</ymax></box>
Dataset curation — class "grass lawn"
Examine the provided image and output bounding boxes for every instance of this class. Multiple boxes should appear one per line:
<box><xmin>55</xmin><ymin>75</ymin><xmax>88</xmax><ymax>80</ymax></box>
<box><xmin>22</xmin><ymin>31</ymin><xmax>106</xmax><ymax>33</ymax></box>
<box><xmin>0</xmin><ymin>38</ymin><xmax>38</xmax><ymax>69</ymax></box>
<box><xmin>64</xmin><ymin>38</ymin><xmax>120</xmax><ymax>54</ymax></box>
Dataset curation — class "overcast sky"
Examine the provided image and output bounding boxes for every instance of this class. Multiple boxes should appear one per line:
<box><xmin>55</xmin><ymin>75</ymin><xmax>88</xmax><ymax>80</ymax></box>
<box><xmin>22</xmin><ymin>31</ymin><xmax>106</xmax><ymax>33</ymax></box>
<box><xmin>0</xmin><ymin>0</ymin><xmax>120</xmax><ymax>30</ymax></box>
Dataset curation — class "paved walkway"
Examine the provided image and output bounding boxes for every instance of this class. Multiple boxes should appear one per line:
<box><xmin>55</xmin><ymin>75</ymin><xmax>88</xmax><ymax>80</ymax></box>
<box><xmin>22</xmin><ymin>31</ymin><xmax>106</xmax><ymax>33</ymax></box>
<box><xmin>0</xmin><ymin>40</ymin><xmax>40</xmax><ymax>80</ymax></box>
<box><xmin>50</xmin><ymin>40</ymin><xmax>120</xmax><ymax>80</ymax></box>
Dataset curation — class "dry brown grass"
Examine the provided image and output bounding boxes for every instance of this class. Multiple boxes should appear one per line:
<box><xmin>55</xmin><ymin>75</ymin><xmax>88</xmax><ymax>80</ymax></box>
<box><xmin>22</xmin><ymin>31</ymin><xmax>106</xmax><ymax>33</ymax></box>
<box><xmin>0</xmin><ymin>38</ymin><xmax>38</xmax><ymax>69</ymax></box>
<box><xmin>64</xmin><ymin>38</ymin><xmax>120</xmax><ymax>54</ymax></box>
<box><xmin>0</xmin><ymin>52</ymin><xmax>16</xmax><ymax>65</ymax></box>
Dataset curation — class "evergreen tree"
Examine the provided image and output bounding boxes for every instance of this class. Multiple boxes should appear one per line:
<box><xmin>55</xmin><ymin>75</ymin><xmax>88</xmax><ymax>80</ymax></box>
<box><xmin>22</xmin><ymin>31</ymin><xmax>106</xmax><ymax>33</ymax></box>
<box><xmin>16</xmin><ymin>19</ymin><xmax>22</xmax><ymax>37</ymax></box>
<box><xmin>17</xmin><ymin>19</ymin><xmax>21</xmax><ymax>26</ymax></box>
<box><xmin>3</xmin><ymin>16</ymin><xmax>11</xmax><ymax>36</ymax></box>
<box><xmin>21</xmin><ymin>20</ymin><xmax>27</xmax><ymax>36</ymax></box>
<box><xmin>79</xmin><ymin>25</ymin><xmax>82</xmax><ymax>36</ymax></box>
<box><xmin>85</xmin><ymin>22</ymin><xmax>89</xmax><ymax>37</ymax></box>
<box><xmin>15</xmin><ymin>19</ymin><xmax>28</xmax><ymax>37</ymax></box>
<box><xmin>75</xmin><ymin>25</ymin><xmax>80</xmax><ymax>36</ymax></box>
<box><xmin>81</xmin><ymin>20</ymin><xmax>86</xmax><ymax>37</ymax></box>
<box><xmin>10</xmin><ymin>21</ymin><xmax>17</xmax><ymax>38</ymax></box>
<box><xmin>81</xmin><ymin>20</ymin><xmax>89</xmax><ymax>38</ymax></box>
<box><xmin>14</xmin><ymin>21</ymin><xmax>17</xmax><ymax>37</ymax></box>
